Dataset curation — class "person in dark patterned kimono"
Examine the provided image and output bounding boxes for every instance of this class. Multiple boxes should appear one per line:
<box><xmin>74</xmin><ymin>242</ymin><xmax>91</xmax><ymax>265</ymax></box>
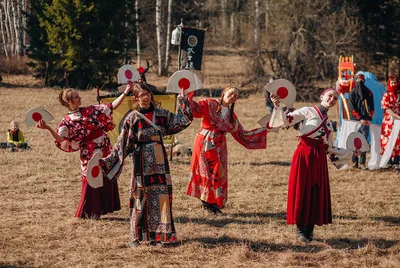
<box><xmin>99</xmin><ymin>83</ymin><xmax>193</xmax><ymax>248</ymax></box>
<box><xmin>282</xmin><ymin>88</ymin><xmax>359</xmax><ymax>243</ymax></box>
<box><xmin>36</xmin><ymin>85</ymin><xmax>132</xmax><ymax>219</ymax></box>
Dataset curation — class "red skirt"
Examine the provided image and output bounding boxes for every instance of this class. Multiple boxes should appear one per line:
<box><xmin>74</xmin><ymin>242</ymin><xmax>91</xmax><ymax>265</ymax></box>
<box><xmin>286</xmin><ymin>136</ymin><xmax>332</xmax><ymax>226</ymax></box>
<box><xmin>75</xmin><ymin>177</ymin><xmax>121</xmax><ymax>219</ymax></box>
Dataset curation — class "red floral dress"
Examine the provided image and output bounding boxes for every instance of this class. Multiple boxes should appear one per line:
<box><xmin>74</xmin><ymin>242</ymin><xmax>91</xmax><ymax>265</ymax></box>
<box><xmin>55</xmin><ymin>103</ymin><xmax>120</xmax><ymax>218</ymax></box>
<box><xmin>380</xmin><ymin>91</ymin><xmax>400</xmax><ymax>156</ymax></box>
<box><xmin>186</xmin><ymin>98</ymin><xmax>268</xmax><ymax>209</ymax></box>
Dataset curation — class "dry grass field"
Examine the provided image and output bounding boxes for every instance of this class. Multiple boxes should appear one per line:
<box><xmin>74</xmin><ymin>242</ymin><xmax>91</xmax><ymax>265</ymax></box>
<box><xmin>1</xmin><ymin>66</ymin><xmax>399</xmax><ymax>268</ymax></box>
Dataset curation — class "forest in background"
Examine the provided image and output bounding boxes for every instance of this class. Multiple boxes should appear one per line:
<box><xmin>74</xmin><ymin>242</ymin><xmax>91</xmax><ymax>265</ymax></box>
<box><xmin>0</xmin><ymin>0</ymin><xmax>399</xmax><ymax>100</ymax></box>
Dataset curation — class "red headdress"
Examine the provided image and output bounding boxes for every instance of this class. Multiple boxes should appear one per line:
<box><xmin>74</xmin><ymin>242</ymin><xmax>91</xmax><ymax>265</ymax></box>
<box><xmin>387</xmin><ymin>75</ymin><xmax>399</xmax><ymax>92</ymax></box>
<box><xmin>356</xmin><ymin>74</ymin><xmax>365</xmax><ymax>83</ymax></box>
<box><xmin>137</xmin><ymin>60</ymin><xmax>150</xmax><ymax>83</ymax></box>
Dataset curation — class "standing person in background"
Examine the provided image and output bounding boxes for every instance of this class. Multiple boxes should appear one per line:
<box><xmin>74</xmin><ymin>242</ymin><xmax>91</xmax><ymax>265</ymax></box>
<box><xmin>380</xmin><ymin>75</ymin><xmax>400</xmax><ymax>170</ymax></box>
<box><xmin>36</xmin><ymin>84</ymin><xmax>132</xmax><ymax>219</ymax></box>
<box><xmin>265</xmin><ymin>76</ymin><xmax>276</xmax><ymax>114</ymax></box>
<box><xmin>186</xmin><ymin>86</ymin><xmax>273</xmax><ymax>215</ymax></box>
<box><xmin>7</xmin><ymin>121</ymin><xmax>29</xmax><ymax>152</ymax></box>
<box><xmin>99</xmin><ymin>83</ymin><xmax>192</xmax><ymax>248</ymax></box>
<box><xmin>282</xmin><ymin>88</ymin><xmax>359</xmax><ymax>243</ymax></box>
<box><xmin>348</xmin><ymin>74</ymin><xmax>374</xmax><ymax>169</ymax></box>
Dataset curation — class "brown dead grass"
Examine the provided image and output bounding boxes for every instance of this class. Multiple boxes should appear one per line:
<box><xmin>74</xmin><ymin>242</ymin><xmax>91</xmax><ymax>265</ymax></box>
<box><xmin>0</xmin><ymin>75</ymin><xmax>399</xmax><ymax>268</ymax></box>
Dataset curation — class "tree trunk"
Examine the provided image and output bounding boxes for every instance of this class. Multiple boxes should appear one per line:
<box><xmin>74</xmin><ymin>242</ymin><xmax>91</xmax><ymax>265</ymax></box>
<box><xmin>221</xmin><ymin>0</ymin><xmax>227</xmax><ymax>37</ymax></box>
<box><xmin>164</xmin><ymin>0</ymin><xmax>172</xmax><ymax>74</ymax></box>
<box><xmin>11</xmin><ymin>0</ymin><xmax>19</xmax><ymax>55</ymax></box>
<box><xmin>135</xmin><ymin>0</ymin><xmax>141</xmax><ymax>68</ymax></box>
<box><xmin>0</xmin><ymin>9</ymin><xmax>8</xmax><ymax>57</ymax></box>
<box><xmin>17</xmin><ymin>0</ymin><xmax>24</xmax><ymax>56</ymax></box>
<box><xmin>253</xmin><ymin>0</ymin><xmax>260</xmax><ymax>48</ymax></box>
<box><xmin>155</xmin><ymin>0</ymin><xmax>163</xmax><ymax>75</ymax></box>
<box><xmin>3</xmin><ymin>0</ymin><xmax>13</xmax><ymax>55</ymax></box>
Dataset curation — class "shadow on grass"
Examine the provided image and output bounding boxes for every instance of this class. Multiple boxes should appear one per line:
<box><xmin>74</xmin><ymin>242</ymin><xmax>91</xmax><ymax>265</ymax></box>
<box><xmin>372</xmin><ymin>216</ymin><xmax>400</xmax><ymax>225</ymax></box>
<box><xmin>99</xmin><ymin>217</ymin><xmax>129</xmax><ymax>222</ymax></box>
<box><xmin>229</xmin><ymin>161</ymin><xmax>292</xmax><ymax>167</ymax></box>
<box><xmin>175</xmin><ymin>212</ymin><xmax>286</xmax><ymax>227</ymax></box>
<box><xmin>332</xmin><ymin>214</ymin><xmax>360</xmax><ymax>221</ymax></box>
<box><xmin>183</xmin><ymin>235</ymin><xmax>326</xmax><ymax>252</ymax></box>
<box><xmin>326</xmin><ymin>237</ymin><xmax>399</xmax><ymax>250</ymax></box>
<box><xmin>0</xmin><ymin>81</ymin><xmax>42</xmax><ymax>88</ymax></box>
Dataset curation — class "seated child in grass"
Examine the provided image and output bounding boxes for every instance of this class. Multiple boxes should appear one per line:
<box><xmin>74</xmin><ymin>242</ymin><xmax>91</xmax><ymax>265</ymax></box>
<box><xmin>7</xmin><ymin>121</ymin><xmax>29</xmax><ymax>152</ymax></box>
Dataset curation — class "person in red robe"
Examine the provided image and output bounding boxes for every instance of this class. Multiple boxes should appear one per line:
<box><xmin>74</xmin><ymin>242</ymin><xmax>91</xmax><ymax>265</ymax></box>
<box><xmin>283</xmin><ymin>88</ymin><xmax>358</xmax><ymax>242</ymax></box>
<box><xmin>186</xmin><ymin>86</ymin><xmax>270</xmax><ymax>215</ymax></box>
<box><xmin>36</xmin><ymin>85</ymin><xmax>132</xmax><ymax>219</ymax></box>
<box><xmin>380</xmin><ymin>75</ymin><xmax>400</xmax><ymax>170</ymax></box>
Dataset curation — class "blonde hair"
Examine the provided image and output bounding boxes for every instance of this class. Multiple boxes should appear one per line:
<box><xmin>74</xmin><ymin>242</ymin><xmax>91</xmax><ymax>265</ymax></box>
<box><xmin>10</xmin><ymin>120</ymin><xmax>19</xmax><ymax>129</ymax></box>
<box><xmin>58</xmin><ymin>88</ymin><xmax>75</xmax><ymax>109</ymax></box>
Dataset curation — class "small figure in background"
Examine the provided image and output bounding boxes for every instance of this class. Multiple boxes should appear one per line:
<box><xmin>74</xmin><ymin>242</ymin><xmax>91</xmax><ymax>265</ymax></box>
<box><xmin>348</xmin><ymin>74</ymin><xmax>374</xmax><ymax>169</ymax></box>
<box><xmin>264</xmin><ymin>76</ymin><xmax>276</xmax><ymax>114</ymax></box>
<box><xmin>7</xmin><ymin>121</ymin><xmax>29</xmax><ymax>152</ymax></box>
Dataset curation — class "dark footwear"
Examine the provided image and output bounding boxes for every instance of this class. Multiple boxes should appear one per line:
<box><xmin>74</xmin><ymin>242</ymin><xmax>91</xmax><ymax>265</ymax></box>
<box><xmin>351</xmin><ymin>162</ymin><xmax>359</xmax><ymax>169</ymax></box>
<box><xmin>296</xmin><ymin>225</ymin><xmax>310</xmax><ymax>243</ymax></box>
<box><xmin>211</xmin><ymin>205</ymin><xmax>223</xmax><ymax>215</ymax></box>
<box><xmin>305</xmin><ymin>225</ymin><xmax>314</xmax><ymax>242</ymax></box>
<box><xmin>129</xmin><ymin>241</ymin><xmax>140</xmax><ymax>248</ymax></box>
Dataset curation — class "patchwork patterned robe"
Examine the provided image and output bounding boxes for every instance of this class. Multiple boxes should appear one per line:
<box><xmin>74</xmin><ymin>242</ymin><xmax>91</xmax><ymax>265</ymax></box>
<box><xmin>101</xmin><ymin>99</ymin><xmax>192</xmax><ymax>244</ymax></box>
<box><xmin>186</xmin><ymin>98</ymin><xmax>268</xmax><ymax>209</ymax></box>
<box><xmin>55</xmin><ymin>103</ymin><xmax>121</xmax><ymax>218</ymax></box>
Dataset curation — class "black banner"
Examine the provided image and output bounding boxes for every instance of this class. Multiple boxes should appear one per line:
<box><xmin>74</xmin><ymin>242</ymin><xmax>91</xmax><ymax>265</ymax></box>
<box><xmin>179</xmin><ymin>27</ymin><xmax>205</xmax><ymax>71</ymax></box>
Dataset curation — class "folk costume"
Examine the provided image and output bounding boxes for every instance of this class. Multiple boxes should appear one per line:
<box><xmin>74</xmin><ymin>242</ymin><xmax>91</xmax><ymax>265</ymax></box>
<box><xmin>56</xmin><ymin>103</ymin><xmax>121</xmax><ymax>219</ymax></box>
<box><xmin>7</xmin><ymin>128</ymin><xmax>28</xmax><ymax>151</ymax></box>
<box><xmin>348</xmin><ymin>75</ymin><xmax>374</xmax><ymax>167</ymax></box>
<box><xmin>100</xmin><ymin>99</ymin><xmax>192</xmax><ymax>245</ymax></box>
<box><xmin>380</xmin><ymin>76</ymin><xmax>400</xmax><ymax>161</ymax></box>
<box><xmin>285</xmin><ymin>105</ymin><xmax>353</xmax><ymax>239</ymax></box>
<box><xmin>186</xmin><ymin>98</ymin><xmax>268</xmax><ymax>211</ymax></box>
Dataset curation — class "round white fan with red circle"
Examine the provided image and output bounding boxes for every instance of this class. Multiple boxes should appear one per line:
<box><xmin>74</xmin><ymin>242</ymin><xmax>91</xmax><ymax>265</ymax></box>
<box><xmin>346</xmin><ymin>132</ymin><xmax>369</xmax><ymax>152</ymax></box>
<box><xmin>118</xmin><ymin>64</ymin><xmax>141</xmax><ymax>84</ymax></box>
<box><xmin>86</xmin><ymin>152</ymin><xmax>104</xmax><ymax>189</ymax></box>
<box><xmin>166</xmin><ymin>69</ymin><xmax>204</xmax><ymax>94</ymax></box>
<box><xmin>25</xmin><ymin>107</ymin><xmax>54</xmax><ymax>127</ymax></box>
<box><xmin>264</xmin><ymin>79</ymin><xmax>296</xmax><ymax>108</ymax></box>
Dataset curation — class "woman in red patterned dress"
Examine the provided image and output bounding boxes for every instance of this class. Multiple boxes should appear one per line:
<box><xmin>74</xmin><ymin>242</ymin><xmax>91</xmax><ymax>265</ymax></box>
<box><xmin>186</xmin><ymin>86</ymin><xmax>270</xmax><ymax>215</ymax></box>
<box><xmin>36</xmin><ymin>84</ymin><xmax>132</xmax><ymax>219</ymax></box>
<box><xmin>380</xmin><ymin>75</ymin><xmax>400</xmax><ymax>169</ymax></box>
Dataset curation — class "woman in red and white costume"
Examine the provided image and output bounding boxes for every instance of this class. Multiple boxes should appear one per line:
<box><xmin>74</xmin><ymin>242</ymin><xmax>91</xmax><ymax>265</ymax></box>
<box><xmin>282</xmin><ymin>88</ymin><xmax>359</xmax><ymax>242</ymax></box>
<box><xmin>380</xmin><ymin>75</ymin><xmax>400</xmax><ymax>169</ymax></box>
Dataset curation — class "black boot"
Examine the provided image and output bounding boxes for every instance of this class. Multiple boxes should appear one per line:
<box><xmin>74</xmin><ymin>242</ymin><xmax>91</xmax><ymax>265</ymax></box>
<box><xmin>305</xmin><ymin>225</ymin><xmax>315</xmax><ymax>242</ymax></box>
<box><xmin>296</xmin><ymin>225</ymin><xmax>309</xmax><ymax>243</ymax></box>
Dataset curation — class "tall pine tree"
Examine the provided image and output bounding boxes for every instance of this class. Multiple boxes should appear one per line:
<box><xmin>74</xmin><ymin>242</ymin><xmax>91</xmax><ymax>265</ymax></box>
<box><xmin>27</xmin><ymin>0</ymin><xmax>134</xmax><ymax>89</ymax></box>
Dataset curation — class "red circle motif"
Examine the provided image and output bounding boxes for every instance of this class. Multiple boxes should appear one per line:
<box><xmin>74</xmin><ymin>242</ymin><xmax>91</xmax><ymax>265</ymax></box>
<box><xmin>32</xmin><ymin>112</ymin><xmax>42</xmax><ymax>122</ymax></box>
<box><xmin>91</xmin><ymin>166</ymin><xmax>100</xmax><ymax>178</ymax></box>
<box><xmin>276</xmin><ymin>87</ymin><xmax>289</xmax><ymax>99</ymax></box>
<box><xmin>354</xmin><ymin>137</ymin><xmax>362</xmax><ymax>150</ymax></box>
<box><xmin>125</xmin><ymin>70</ymin><xmax>133</xmax><ymax>79</ymax></box>
<box><xmin>178</xmin><ymin>78</ymin><xmax>191</xmax><ymax>90</ymax></box>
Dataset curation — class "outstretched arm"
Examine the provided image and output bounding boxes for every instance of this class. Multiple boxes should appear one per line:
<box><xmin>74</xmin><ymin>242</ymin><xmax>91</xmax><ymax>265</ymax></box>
<box><xmin>36</xmin><ymin>120</ymin><xmax>63</xmax><ymax>142</ymax></box>
<box><xmin>111</xmin><ymin>81</ymin><xmax>133</xmax><ymax>110</ymax></box>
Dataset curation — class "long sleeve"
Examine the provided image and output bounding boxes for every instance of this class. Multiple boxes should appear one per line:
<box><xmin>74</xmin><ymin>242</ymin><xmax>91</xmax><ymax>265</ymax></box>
<box><xmin>165</xmin><ymin>96</ymin><xmax>193</xmax><ymax>135</ymax></box>
<box><xmin>18</xmin><ymin>131</ymin><xmax>24</xmax><ymax>145</ymax></box>
<box><xmin>100</xmin><ymin>115</ymin><xmax>138</xmax><ymax>181</ymax></box>
<box><xmin>188</xmin><ymin>97</ymin><xmax>208</xmax><ymax>118</ymax></box>
<box><xmin>230</xmin><ymin>116</ymin><xmax>267</xmax><ymax>149</ymax></box>
<box><xmin>326</xmin><ymin>131</ymin><xmax>353</xmax><ymax>169</ymax></box>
